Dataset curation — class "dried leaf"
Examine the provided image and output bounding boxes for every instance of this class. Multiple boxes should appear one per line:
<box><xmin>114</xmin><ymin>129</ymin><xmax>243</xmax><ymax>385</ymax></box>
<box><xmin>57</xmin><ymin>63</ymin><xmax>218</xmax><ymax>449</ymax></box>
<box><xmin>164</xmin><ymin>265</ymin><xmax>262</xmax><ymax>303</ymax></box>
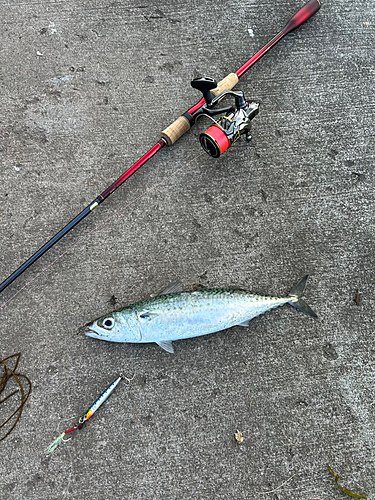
<box><xmin>327</xmin><ymin>464</ymin><xmax>367</xmax><ymax>499</ymax></box>
<box><xmin>353</xmin><ymin>289</ymin><xmax>361</xmax><ymax>306</ymax></box>
<box><xmin>235</xmin><ymin>429</ymin><xmax>244</xmax><ymax>444</ymax></box>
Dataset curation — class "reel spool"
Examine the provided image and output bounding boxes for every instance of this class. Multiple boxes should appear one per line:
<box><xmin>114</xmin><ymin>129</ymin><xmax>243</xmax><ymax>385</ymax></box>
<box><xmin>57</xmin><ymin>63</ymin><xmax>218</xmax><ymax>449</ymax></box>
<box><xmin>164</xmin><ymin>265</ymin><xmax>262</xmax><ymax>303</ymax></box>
<box><xmin>191</xmin><ymin>77</ymin><xmax>259</xmax><ymax>158</ymax></box>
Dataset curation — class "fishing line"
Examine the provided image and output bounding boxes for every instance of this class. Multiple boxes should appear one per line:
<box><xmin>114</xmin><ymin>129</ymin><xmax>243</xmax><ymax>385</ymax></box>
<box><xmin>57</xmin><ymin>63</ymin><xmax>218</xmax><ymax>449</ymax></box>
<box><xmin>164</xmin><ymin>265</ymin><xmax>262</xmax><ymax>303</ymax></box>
<box><xmin>1</xmin><ymin>150</ymin><xmax>205</xmax><ymax>311</ymax></box>
<box><xmin>0</xmin><ymin>353</ymin><xmax>32</xmax><ymax>442</ymax></box>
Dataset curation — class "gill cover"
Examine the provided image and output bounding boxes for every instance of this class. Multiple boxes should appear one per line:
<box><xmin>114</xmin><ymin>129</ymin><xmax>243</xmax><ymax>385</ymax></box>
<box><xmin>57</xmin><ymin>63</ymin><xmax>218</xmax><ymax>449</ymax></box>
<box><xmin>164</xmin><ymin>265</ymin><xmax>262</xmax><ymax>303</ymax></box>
<box><xmin>85</xmin><ymin>309</ymin><xmax>140</xmax><ymax>342</ymax></box>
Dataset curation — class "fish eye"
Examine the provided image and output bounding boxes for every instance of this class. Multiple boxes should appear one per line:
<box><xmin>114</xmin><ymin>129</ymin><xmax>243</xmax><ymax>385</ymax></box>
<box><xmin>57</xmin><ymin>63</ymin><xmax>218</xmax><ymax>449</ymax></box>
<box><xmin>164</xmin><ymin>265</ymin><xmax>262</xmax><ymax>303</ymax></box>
<box><xmin>102</xmin><ymin>317</ymin><xmax>114</xmax><ymax>330</ymax></box>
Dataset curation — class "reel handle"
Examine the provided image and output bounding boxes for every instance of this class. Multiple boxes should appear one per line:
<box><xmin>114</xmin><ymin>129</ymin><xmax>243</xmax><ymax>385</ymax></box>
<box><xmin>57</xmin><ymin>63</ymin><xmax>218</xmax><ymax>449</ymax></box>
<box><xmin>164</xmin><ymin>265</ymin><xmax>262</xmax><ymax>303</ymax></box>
<box><xmin>161</xmin><ymin>73</ymin><xmax>239</xmax><ymax>146</ymax></box>
<box><xmin>191</xmin><ymin>77</ymin><xmax>218</xmax><ymax>104</ymax></box>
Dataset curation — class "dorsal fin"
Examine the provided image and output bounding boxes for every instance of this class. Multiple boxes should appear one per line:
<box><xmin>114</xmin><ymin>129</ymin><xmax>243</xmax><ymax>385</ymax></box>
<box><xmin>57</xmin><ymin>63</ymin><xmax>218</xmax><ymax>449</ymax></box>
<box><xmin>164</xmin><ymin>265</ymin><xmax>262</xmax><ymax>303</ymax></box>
<box><xmin>158</xmin><ymin>283</ymin><xmax>183</xmax><ymax>296</ymax></box>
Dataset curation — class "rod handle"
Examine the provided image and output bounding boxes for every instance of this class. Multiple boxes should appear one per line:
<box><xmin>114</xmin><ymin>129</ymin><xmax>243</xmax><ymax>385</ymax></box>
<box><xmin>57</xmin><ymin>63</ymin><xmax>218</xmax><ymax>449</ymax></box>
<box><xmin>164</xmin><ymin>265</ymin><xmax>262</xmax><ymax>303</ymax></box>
<box><xmin>284</xmin><ymin>0</ymin><xmax>321</xmax><ymax>34</ymax></box>
<box><xmin>161</xmin><ymin>115</ymin><xmax>191</xmax><ymax>146</ymax></box>
<box><xmin>161</xmin><ymin>73</ymin><xmax>239</xmax><ymax>146</ymax></box>
<box><xmin>211</xmin><ymin>73</ymin><xmax>239</xmax><ymax>96</ymax></box>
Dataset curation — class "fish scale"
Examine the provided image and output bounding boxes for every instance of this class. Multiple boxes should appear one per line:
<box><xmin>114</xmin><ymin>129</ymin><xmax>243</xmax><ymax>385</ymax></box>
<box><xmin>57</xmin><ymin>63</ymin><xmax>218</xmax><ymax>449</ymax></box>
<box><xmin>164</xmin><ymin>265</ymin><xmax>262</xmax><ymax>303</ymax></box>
<box><xmin>84</xmin><ymin>276</ymin><xmax>317</xmax><ymax>353</ymax></box>
<box><xmin>134</xmin><ymin>289</ymin><xmax>287</xmax><ymax>340</ymax></box>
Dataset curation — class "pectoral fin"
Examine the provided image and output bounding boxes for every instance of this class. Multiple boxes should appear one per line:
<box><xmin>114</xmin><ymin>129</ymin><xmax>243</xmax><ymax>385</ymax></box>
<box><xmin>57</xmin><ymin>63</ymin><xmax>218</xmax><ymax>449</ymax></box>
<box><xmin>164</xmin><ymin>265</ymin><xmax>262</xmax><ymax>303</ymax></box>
<box><xmin>156</xmin><ymin>340</ymin><xmax>174</xmax><ymax>354</ymax></box>
<box><xmin>139</xmin><ymin>311</ymin><xmax>158</xmax><ymax>321</ymax></box>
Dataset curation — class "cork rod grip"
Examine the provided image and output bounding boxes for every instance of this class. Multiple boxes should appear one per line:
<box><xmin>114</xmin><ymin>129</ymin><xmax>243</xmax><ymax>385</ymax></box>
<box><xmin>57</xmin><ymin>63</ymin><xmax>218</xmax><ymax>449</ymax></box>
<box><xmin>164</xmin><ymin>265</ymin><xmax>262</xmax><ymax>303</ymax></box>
<box><xmin>211</xmin><ymin>73</ymin><xmax>239</xmax><ymax>96</ymax></box>
<box><xmin>161</xmin><ymin>115</ymin><xmax>191</xmax><ymax>146</ymax></box>
<box><xmin>161</xmin><ymin>73</ymin><xmax>239</xmax><ymax>146</ymax></box>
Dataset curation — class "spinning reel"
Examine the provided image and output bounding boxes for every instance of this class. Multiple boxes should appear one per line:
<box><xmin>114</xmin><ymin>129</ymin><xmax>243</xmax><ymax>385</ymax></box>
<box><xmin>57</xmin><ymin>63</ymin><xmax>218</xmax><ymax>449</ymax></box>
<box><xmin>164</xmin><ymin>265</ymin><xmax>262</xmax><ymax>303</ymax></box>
<box><xmin>191</xmin><ymin>77</ymin><xmax>259</xmax><ymax>158</ymax></box>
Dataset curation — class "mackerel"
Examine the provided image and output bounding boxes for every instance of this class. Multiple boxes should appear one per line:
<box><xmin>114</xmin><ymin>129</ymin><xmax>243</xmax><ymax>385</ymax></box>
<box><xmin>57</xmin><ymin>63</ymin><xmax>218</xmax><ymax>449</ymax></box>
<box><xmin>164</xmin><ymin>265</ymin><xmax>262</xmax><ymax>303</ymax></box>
<box><xmin>84</xmin><ymin>276</ymin><xmax>317</xmax><ymax>353</ymax></box>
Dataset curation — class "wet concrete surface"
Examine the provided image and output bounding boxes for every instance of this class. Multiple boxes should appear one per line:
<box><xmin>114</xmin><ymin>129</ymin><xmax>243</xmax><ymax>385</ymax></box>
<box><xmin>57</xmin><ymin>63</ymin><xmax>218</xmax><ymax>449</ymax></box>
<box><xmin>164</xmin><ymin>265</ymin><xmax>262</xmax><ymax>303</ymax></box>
<box><xmin>0</xmin><ymin>1</ymin><xmax>374</xmax><ymax>499</ymax></box>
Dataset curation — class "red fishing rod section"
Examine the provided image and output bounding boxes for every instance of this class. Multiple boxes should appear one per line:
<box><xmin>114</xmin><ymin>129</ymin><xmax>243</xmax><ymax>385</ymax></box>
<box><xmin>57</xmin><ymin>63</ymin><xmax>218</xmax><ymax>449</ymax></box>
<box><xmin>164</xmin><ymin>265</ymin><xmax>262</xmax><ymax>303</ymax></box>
<box><xmin>0</xmin><ymin>0</ymin><xmax>320</xmax><ymax>295</ymax></box>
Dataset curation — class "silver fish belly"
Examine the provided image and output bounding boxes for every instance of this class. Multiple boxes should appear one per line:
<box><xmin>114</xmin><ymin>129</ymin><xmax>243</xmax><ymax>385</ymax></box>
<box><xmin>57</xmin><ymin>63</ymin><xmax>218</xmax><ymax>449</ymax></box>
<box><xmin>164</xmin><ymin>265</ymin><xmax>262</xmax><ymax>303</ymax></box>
<box><xmin>84</xmin><ymin>276</ymin><xmax>317</xmax><ymax>353</ymax></box>
<box><xmin>133</xmin><ymin>289</ymin><xmax>287</xmax><ymax>342</ymax></box>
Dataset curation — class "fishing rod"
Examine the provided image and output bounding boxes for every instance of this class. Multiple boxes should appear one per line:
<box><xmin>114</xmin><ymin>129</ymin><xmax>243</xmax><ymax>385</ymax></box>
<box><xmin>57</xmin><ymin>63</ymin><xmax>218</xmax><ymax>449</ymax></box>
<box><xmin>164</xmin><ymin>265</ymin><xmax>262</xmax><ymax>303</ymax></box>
<box><xmin>0</xmin><ymin>0</ymin><xmax>321</xmax><ymax>295</ymax></box>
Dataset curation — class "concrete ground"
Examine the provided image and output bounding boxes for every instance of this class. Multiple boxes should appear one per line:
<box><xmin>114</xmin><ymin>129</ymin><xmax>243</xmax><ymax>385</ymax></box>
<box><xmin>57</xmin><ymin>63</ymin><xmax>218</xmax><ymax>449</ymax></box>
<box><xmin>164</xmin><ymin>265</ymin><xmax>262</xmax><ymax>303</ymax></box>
<box><xmin>0</xmin><ymin>1</ymin><xmax>374</xmax><ymax>499</ymax></box>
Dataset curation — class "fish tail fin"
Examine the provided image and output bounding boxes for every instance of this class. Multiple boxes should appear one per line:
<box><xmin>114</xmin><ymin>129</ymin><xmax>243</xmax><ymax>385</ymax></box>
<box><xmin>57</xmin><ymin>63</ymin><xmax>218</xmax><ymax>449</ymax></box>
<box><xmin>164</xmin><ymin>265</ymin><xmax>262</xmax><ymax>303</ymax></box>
<box><xmin>287</xmin><ymin>275</ymin><xmax>317</xmax><ymax>318</ymax></box>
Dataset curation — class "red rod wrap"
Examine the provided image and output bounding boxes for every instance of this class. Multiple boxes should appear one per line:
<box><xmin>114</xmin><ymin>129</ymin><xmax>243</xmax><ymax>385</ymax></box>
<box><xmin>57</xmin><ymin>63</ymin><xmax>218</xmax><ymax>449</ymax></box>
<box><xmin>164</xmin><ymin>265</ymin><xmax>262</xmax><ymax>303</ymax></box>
<box><xmin>99</xmin><ymin>140</ymin><xmax>166</xmax><ymax>200</ymax></box>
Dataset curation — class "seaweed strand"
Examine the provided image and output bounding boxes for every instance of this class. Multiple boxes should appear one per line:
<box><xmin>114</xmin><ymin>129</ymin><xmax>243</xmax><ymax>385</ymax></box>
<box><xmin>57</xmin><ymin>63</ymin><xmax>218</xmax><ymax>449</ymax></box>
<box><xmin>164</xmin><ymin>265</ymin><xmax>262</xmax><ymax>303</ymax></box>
<box><xmin>327</xmin><ymin>464</ymin><xmax>367</xmax><ymax>499</ymax></box>
<box><xmin>0</xmin><ymin>354</ymin><xmax>31</xmax><ymax>442</ymax></box>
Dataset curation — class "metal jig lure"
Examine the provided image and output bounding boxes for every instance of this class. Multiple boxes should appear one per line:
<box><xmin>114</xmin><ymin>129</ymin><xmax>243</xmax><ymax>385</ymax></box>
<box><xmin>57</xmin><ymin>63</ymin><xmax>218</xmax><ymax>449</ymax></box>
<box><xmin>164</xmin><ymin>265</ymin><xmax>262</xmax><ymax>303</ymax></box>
<box><xmin>45</xmin><ymin>374</ymin><xmax>132</xmax><ymax>454</ymax></box>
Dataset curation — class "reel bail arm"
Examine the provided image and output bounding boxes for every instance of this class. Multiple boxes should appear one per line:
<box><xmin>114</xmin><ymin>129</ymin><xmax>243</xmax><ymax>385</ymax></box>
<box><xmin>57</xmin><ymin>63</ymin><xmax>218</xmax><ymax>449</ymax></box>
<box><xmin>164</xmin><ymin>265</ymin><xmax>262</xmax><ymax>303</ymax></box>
<box><xmin>191</xmin><ymin>80</ymin><xmax>260</xmax><ymax>158</ymax></box>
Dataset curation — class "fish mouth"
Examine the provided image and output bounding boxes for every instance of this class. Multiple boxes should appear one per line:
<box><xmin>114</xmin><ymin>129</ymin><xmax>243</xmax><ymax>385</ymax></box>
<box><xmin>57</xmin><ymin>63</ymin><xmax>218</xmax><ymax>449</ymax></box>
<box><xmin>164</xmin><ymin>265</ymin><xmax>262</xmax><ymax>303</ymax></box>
<box><xmin>84</xmin><ymin>327</ymin><xmax>101</xmax><ymax>337</ymax></box>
